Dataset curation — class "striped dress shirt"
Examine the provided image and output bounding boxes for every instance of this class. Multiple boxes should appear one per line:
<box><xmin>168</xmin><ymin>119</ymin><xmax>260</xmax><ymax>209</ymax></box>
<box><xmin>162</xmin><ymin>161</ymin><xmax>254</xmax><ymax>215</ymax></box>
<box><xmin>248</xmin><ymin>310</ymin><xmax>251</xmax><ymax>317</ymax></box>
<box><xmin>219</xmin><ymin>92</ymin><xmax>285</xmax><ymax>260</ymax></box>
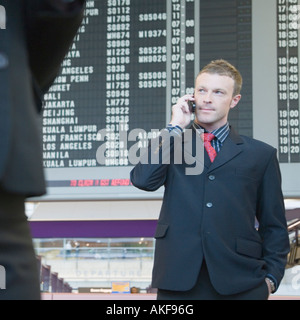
<box><xmin>192</xmin><ymin>122</ymin><xmax>230</xmax><ymax>153</ymax></box>
<box><xmin>167</xmin><ymin>122</ymin><xmax>230</xmax><ymax>153</ymax></box>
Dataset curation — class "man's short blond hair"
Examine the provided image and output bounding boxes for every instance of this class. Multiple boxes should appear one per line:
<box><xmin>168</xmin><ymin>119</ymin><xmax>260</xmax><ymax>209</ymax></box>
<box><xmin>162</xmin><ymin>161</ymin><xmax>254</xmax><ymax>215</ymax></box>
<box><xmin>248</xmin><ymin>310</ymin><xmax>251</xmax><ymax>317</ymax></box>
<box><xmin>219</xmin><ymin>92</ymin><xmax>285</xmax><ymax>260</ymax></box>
<box><xmin>197</xmin><ymin>59</ymin><xmax>243</xmax><ymax>96</ymax></box>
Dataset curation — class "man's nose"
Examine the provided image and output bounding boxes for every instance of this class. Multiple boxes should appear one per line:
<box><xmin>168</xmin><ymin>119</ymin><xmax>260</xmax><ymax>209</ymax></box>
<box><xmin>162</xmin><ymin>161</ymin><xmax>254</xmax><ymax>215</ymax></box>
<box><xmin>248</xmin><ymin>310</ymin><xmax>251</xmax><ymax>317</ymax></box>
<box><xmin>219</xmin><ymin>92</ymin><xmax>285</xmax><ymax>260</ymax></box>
<box><xmin>203</xmin><ymin>92</ymin><xmax>212</xmax><ymax>103</ymax></box>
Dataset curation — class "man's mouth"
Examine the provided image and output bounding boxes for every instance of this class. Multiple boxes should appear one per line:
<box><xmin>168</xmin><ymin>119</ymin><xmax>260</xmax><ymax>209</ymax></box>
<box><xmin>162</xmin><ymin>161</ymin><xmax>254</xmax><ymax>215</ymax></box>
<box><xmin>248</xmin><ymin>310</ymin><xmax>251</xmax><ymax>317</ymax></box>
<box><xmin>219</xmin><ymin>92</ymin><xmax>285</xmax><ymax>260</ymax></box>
<box><xmin>199</xmin><ymin>107</ymin><xmax>214</xmax><ymax>112</ymax></box>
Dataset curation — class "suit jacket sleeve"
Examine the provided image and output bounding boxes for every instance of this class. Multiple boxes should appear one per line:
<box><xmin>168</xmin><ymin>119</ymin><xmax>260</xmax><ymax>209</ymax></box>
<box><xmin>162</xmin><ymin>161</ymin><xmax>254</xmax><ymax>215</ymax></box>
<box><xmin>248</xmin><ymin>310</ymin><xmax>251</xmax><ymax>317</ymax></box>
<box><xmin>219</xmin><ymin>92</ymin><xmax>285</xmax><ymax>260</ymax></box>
<box><xmin>256</xmin><ymin>149</ymin><xmax>290</xmax><ymax>289</ymax></box>
<box><xmin>130</xmin><ymin>129</ymin><xmax>179</xmax><ymax>191</ymax></box>
<box><xmin>25</xmin><ymin>0</ymin><xmax>85</xmax><ymax>109</ymax></box>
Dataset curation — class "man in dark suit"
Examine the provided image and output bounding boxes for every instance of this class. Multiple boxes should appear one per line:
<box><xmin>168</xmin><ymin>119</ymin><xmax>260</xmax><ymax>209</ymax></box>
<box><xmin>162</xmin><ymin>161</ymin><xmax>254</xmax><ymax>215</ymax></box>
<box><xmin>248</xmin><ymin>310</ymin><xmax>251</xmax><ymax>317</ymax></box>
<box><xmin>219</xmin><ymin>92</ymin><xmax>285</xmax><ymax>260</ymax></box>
<box><xmin>0</xmin><ymin>0</ymin><xmax>84</xmax><ymax>300</ymax></box>
<box><xmin>131</xmin><ymin>60</ymin><xmax>290</xmax><ymax>300</ymax></box>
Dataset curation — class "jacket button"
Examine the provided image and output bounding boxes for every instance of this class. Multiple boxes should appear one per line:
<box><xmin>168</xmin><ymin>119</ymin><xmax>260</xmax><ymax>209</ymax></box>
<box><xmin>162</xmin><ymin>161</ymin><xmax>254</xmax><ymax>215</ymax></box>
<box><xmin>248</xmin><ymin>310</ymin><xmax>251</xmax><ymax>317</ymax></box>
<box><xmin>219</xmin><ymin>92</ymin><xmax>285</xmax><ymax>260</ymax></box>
<box><xmin>208</xmin><ymin>175</ymin><xmax>215</xmax><ymax>181</ymax></box>
<box><xmin>206</xmin><ymin>202</ymin><xmax>213</xmax><ymax>208</ymax></box>
<box><xmin>0</xmin><ymin>53</ymin><xmax>9</xmax><ymax>69</ymax></box>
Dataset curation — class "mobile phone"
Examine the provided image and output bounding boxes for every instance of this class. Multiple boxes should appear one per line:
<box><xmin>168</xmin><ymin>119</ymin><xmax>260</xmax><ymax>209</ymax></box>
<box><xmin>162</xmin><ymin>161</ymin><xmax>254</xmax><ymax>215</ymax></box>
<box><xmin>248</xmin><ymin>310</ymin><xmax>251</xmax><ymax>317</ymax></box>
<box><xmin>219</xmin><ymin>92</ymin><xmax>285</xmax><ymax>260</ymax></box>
<box><xmin>188</xmin><ymin>100</ymin><xmax>195</xmax><ymax>113</ymax></box>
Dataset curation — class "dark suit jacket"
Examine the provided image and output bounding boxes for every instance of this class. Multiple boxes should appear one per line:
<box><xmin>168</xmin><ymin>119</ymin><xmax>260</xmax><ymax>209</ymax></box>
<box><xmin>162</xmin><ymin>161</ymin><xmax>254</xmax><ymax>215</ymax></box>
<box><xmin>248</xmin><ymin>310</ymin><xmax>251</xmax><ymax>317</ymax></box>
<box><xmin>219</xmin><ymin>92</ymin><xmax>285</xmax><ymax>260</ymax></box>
<box><xmin>131</xmin><ymin>125</ymin><xmax>290</xmax><ymax>295</ymax></box>
<box><xmin>0</xmin><ymin>0</ymin><xmax>84</xmax><ymax>196</ymax></box>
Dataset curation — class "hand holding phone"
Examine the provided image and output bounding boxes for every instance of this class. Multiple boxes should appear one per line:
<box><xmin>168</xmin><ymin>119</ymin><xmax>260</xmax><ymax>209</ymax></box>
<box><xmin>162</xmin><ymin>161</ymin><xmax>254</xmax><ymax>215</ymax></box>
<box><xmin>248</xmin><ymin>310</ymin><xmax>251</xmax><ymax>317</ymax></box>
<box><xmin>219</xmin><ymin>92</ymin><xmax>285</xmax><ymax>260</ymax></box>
<box><xmin>169</xmin><ymin>94</ymin><xmax>195</xmax><ymax>129</ymax></box>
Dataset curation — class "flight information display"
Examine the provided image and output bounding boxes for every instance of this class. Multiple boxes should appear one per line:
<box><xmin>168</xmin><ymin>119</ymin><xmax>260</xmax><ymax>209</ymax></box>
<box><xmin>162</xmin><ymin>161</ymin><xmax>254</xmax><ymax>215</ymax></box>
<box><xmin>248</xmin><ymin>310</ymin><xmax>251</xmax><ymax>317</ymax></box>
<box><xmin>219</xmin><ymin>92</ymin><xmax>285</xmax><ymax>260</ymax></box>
<box><xmin>277</xmin><ymin>0</ymin><xmax>300</xmax><ymax>163</ymax></box>
<box><xmin>37</xmin><ymin>0</ymin><xmax>300</xmax><ymax>200</ymax></box>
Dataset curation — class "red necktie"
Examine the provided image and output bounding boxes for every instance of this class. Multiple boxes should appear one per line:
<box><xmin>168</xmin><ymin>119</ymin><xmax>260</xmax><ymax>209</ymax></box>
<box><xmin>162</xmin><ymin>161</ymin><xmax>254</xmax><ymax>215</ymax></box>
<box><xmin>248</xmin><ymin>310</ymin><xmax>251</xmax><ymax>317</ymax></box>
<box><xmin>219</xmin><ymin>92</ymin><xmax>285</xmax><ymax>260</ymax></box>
<box><xmin>201</xmin><ymin>133</ymin><xmax>217</xmax><ymax>162</ymax></box>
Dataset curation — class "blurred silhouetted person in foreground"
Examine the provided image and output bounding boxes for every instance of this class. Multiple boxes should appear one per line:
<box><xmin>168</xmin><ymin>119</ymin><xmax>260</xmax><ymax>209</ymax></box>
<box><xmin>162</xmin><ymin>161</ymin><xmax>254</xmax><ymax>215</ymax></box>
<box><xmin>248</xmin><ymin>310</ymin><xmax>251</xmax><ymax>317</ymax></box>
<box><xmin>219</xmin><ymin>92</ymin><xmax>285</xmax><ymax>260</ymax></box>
<box><xmin>0</xmin><ymin>0</ymin><xmax>85</xmax><ymax>300</ymax></box>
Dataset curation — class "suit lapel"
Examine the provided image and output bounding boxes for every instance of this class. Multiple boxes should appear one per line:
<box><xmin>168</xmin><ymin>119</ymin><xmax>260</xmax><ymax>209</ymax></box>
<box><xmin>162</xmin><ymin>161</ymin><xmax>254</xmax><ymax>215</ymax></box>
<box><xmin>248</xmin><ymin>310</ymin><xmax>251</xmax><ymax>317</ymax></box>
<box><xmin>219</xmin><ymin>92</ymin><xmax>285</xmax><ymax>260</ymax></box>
<box><xmin>207</xmin><ymin>127</ymin><xmax>244</xmax><ymax>173</ymax></box>
<box><xmin>183</xmin><ymin>125</ymin><xmax>244</xmax><ymax>173</ymax></box>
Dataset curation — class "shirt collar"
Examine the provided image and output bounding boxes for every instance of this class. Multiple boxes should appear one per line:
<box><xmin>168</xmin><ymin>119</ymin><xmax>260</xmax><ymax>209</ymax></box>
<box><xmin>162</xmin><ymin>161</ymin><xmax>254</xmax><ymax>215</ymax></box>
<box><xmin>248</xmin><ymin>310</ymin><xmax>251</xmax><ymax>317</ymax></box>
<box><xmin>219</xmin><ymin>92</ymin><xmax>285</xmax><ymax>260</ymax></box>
<box><xmin>193</xmin><ymin>122</ymin><xmax>230</xmax><ymax>144</ymax></box>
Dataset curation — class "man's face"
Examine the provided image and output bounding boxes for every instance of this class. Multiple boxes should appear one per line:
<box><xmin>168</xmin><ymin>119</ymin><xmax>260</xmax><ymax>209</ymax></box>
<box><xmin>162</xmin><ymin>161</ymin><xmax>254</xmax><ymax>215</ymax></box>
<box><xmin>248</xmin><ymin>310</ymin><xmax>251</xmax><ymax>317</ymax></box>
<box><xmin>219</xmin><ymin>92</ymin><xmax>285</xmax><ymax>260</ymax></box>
<box><xmin>194</xmin><ymin>72</ymin><xmax>241</xmax><ymax>131</ymax></box>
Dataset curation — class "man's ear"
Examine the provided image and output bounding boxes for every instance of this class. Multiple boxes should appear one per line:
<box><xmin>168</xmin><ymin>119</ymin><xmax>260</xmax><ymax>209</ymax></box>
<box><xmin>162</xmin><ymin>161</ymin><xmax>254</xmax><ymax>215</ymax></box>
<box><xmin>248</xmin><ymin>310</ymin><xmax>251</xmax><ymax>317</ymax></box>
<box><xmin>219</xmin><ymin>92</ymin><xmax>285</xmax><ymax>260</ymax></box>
<box><xmin>0</xmin><ymin>5</ymin><xmax>6</xmax><ymax>30</ymax></box>
<box><xmin>230</xmin><ymin>94</ymin><xmax>242</xmax><ymax>110</ymax></box>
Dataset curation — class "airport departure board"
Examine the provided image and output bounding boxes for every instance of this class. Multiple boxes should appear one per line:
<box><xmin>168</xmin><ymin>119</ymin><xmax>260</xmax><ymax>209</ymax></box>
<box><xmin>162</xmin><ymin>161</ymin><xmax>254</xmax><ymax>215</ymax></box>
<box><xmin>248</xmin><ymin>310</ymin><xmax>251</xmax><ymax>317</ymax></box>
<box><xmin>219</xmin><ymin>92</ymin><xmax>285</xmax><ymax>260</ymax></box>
<box><xmin>277</xmin><ymin>0</ymin><xmax>300</xmax><ymax>163</ymax></box>
<box><xmin>37</xmin><ymin>0</ymin><xmax>300</xmax><ymax>201</ymax></box>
